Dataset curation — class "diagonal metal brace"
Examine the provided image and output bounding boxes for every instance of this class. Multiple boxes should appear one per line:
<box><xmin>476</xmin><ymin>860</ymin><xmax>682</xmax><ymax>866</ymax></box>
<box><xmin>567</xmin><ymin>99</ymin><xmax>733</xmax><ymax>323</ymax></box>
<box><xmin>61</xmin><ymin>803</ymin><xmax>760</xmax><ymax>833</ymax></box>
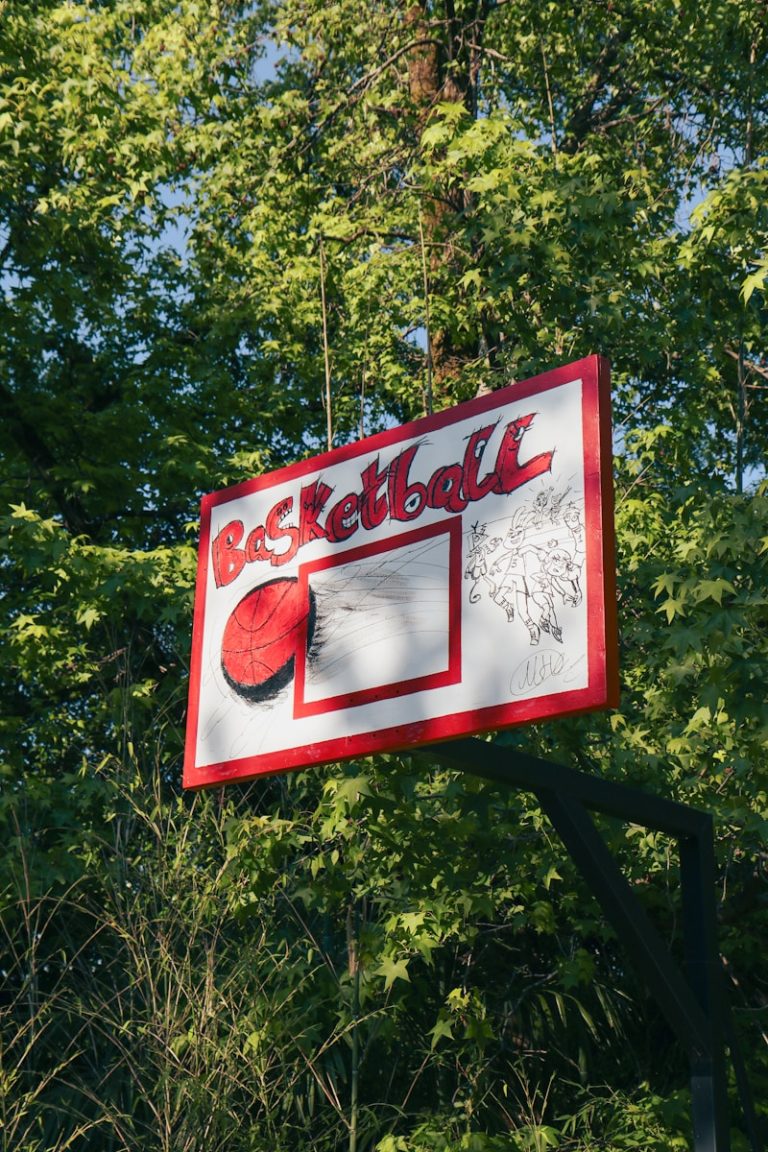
<box><xmin>417</xmin><ymin>736</ymin><xmax>740</xmax><ymax>1152</ymax></box>
<box><xmin>535</xmin><ymin>787</ymin><xmax>711</xmax><ymax>1056</ymax></box>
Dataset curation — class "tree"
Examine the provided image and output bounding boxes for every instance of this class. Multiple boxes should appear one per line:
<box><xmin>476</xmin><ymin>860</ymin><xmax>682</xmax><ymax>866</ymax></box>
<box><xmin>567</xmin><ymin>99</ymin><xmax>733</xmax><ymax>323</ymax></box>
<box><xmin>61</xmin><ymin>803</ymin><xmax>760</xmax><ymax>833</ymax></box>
<box><xmin>1</xmin><ymin>1</ymin><xmax>766</xmax><ymax>1149</ymax></box>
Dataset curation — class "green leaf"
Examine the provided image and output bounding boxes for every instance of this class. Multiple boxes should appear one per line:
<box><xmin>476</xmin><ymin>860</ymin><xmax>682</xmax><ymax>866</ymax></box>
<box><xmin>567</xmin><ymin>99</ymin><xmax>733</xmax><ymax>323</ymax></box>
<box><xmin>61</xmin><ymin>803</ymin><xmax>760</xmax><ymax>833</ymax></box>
<box><xmin>428</xmin><ymin>1014</ymin><xmax>454</xmax><ymax>1050</ymax></box>
<box><xmin>376</xmin><ymin>955</ymin><xmax>410</xmax><ymax>991</ymax></box>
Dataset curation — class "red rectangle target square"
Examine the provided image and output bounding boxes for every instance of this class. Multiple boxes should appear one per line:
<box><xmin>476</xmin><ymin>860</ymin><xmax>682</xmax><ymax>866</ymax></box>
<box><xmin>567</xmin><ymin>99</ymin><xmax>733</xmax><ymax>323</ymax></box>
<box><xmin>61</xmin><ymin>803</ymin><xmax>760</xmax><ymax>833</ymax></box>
<box><xmin>184</xmin><ymin>355</ymin><xmax>618</xmax><ymax>788</ymax></box>
<box><xmin>294</xmin><ymin>520</ymin><xmax>462</xmax><ymax>717</ymax></box>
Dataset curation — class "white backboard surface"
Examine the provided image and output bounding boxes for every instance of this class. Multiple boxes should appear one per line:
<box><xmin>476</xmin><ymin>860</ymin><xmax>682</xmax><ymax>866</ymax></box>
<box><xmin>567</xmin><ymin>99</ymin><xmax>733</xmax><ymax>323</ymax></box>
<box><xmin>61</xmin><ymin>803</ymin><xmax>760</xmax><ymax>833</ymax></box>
<box><xmin>184</xmin><ymin>356</ymin><xmax>618</xmax><ymax>788</ymax></box>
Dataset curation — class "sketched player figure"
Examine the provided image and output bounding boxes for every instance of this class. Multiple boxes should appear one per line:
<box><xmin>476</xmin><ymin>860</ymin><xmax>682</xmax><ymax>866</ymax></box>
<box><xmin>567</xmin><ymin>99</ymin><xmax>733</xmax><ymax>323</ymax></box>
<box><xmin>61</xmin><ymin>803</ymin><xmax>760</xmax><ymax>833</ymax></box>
<box><xmin>531</xmin><ymin>486</ymin><xmax>554</xmax><ymax>527</ymax></box>
<box><xmin>464</xmin><ymin>522</ymin><xmax>501</xmax><ymax>604</ymax></box>
<box><xmin>549</xmin><ymin>485</ymin><xmax>573</xmax><ymax>523</ymax></box>
<box><xmin>489</xmin><ymin>512</ymin><xmax>542</xmax><ymax>645</ymax></box>
<box><xmin>563</xmin><ymin>503</ymin><xmax>585</xmax><ymax>555</ymax></box>
<box><xmin>529</xmin><ymin>542</ymin><xmax>583</xmax><ymax>643</ymax></box>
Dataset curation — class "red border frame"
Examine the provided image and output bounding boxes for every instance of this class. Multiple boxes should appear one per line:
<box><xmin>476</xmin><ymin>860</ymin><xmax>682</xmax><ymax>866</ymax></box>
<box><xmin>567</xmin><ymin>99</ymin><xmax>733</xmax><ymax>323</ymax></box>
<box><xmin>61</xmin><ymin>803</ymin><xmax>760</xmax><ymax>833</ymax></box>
<box><xmin>294</xmin><ymin>519</ymin><xmax>462</xmax><ymax>717</ymax></box>
<box><xmin>184</xmin><ymin>355</ymin><xmax>618</xmax><ymax>789</ymax></box>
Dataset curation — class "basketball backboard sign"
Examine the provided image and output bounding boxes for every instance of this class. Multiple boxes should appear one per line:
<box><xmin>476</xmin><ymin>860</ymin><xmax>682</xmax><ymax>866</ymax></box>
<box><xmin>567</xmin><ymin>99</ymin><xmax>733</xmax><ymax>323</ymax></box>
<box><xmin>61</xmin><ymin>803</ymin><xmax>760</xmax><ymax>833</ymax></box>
<box><xmin>184</xmin><ymin>355</ymin><xmax>618</xmax><ymax>789</ymax></box>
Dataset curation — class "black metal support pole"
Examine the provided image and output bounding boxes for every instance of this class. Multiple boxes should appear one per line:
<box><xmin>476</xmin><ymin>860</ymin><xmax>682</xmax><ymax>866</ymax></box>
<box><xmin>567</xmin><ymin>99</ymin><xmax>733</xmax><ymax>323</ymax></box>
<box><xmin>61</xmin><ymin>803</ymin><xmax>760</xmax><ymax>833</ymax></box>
<box><xmin>722</xmin><ymin>975</ymin><xmax>764</xmax><ymax>1152</ymax></box>
<box><xmin>680</xmin><ymin>828</ymin><xmax>731</xmax><ymax>1151</ymax></box>
<box><xmin>424</xmin><ymin>737</ymin><xmax>706</xmax><ymax>836</ymax></box>
<box><xmin>416</xmin><ymin>737</ymin><xmax>735</xmax><ymax>1152</ymax></box>
<box><xmin>536</xmin><ymin>789</ymin><xmax>710</xmax><ymax>1055</ymax></box>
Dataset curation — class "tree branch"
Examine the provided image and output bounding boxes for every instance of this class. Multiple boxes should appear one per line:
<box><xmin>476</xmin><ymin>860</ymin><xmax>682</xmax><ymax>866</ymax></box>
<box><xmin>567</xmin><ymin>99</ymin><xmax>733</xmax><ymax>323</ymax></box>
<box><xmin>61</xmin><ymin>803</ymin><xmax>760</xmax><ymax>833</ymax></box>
<box><xmin>725</xmin><ymin>345</ymin><xmax>768</xmax><ymax>382</ymax></box>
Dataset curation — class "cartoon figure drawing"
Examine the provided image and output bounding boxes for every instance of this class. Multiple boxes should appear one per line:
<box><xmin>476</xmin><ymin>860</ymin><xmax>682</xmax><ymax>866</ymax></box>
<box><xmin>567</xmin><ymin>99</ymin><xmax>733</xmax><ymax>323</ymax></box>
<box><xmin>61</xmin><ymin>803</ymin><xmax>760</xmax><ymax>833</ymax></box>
<box><xmin>465</xmin><ymin>485</ymin><xmax>586</xmax><ymax>647</ymax></box>
<box><xmin>549</xmin><ymin>486</ymin><xmax>573</xmax><ymax>523</ymax></box>
<box><xmin>528</xmin><ymin>542</ymin><xmax>583</xmax><ymax>643</ymax></box>
<box><xmin>464</xmin><ymin>522</ymin><xmax>501</xmax><ymax>603</ymax></box>
<box><xmin>489</xmin><ymin>512</ymin><xmax>542</xmax><ymax>645</ymax></box>
<box><xmin>531</xmin><ymin>487</ymin><xmax>554</xmax><ymax>527</ymax></box>
<box><xmin>563</xmin><ymin>503</ymin><xmax>584</xmax><ymax>553</ymax></box>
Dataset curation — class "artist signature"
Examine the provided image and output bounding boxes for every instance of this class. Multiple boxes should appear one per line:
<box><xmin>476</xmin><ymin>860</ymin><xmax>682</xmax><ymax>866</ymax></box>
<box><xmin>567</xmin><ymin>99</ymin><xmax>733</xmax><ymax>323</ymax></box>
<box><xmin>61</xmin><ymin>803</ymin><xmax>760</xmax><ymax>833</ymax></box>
<box><xmin>509</xmin><ymin>650</ymin><xmax>584</xmax><ymax>696</ymax></box>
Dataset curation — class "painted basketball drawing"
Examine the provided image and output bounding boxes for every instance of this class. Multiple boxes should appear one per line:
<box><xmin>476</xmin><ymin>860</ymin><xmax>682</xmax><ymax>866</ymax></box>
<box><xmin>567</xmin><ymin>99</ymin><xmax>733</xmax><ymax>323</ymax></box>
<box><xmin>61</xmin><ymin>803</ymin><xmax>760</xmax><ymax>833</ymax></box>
<box><xmin>221</xmin><ymin>577</ymin><xmax>316</xmax><ymax>702</ymax></box>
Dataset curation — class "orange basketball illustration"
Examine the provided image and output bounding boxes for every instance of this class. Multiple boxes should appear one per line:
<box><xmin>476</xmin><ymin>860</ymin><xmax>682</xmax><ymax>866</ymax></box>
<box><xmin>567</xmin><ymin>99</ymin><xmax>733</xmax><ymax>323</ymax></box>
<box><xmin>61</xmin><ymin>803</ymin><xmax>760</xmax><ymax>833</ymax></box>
<box><xmin>221</xmin><ymin>577</ymin><xmax>315</xmax><ymax>701</ymax></box>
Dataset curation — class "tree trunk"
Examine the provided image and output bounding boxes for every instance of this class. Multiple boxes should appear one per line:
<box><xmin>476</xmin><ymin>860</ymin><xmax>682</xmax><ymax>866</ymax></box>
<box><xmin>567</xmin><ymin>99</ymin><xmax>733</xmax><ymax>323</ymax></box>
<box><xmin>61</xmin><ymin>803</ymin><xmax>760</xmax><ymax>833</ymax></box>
<box><xmin>406</xmin><ymin>2</ymin><xmax>485</xmax><ymax>402</ymax></box>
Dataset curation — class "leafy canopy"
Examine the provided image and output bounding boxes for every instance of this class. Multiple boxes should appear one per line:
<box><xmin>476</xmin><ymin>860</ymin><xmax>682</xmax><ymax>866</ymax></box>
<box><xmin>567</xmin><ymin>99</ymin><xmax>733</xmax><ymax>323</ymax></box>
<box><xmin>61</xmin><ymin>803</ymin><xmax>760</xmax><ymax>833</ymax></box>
<box><xmin>1</xmin><ymin>1</ymin><xmax>766</xmax><ymax>1150</ymax></box>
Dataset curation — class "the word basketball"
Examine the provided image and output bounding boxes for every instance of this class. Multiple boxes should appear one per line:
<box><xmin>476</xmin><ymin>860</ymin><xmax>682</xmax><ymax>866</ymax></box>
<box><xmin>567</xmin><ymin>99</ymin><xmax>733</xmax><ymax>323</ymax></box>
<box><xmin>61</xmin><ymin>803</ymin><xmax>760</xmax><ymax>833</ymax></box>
<box><xmin>221</xmin><ymin>577</ymin><xmax>316</xmax><ymax>702</ymax></box>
